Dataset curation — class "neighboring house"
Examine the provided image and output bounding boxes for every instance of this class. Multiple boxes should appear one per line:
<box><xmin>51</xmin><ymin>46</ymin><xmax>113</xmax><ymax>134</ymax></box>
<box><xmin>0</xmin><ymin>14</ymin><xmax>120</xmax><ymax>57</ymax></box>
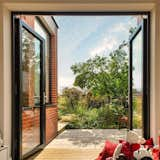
<box><xmin>16</xmin><ymin>15</ymin><xmax>58</xmax><ymax>155</ymax></box>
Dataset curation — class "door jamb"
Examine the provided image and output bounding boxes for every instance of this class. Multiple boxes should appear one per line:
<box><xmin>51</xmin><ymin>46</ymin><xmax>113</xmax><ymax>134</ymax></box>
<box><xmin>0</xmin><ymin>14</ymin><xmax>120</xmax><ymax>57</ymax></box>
<box><xmin>11</xmin><ymin>11</ymin><xmax>150</xmax><ymax>160</ymax></box>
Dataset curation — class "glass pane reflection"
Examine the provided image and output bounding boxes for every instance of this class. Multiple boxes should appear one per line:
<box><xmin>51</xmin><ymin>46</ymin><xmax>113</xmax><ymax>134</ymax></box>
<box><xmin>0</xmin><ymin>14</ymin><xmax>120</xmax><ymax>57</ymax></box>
<box><xmin>132</xmin><ymin>29</ymin><xmax>143</xmax><ymax>133</ymax></box>
<box><xmin>21</xmin><ymin>27</ymin><xmax>41</xmax><ymax>155</ymax></box>
<box><xmin>21</xmin><ymin>28</ymin><xmax>41</xmax><ymax>106</ymax></box>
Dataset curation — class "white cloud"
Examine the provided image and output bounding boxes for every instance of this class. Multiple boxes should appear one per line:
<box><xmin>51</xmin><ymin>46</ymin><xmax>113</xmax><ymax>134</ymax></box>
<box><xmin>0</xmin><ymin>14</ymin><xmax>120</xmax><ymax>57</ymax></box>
<box><xmin>89</xmin><ymin>21</ymin><xmax>131</xmax><ymax>57</ymax></box>
<box><xmin>110</xmin><ymin>17</ymin><xmax>137</xmax><ymax>34</ymax></box>
<box><xmin>110</xmin><ymin>22</ymin><xmax>128</xmax><ymax>33</ymax></box>
<box><xmin>89</xmin><ymin>36</ymin><xmax>118</xmax><ymax>57</ymax></box>
<box><xmin>58</xmin><ymin>76</ymin><xmax>75</xmax><ymax>93</ymax></box>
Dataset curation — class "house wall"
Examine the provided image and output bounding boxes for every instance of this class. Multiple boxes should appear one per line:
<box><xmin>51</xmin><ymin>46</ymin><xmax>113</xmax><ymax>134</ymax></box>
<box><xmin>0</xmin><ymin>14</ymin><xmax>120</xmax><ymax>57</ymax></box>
<box><xmin>46</xmin><ymin>33</ymin><xmax>58</xmax><ymax>143</ymax></box>
<box><xmin>0</xmin><ymin>1</ymin><xmax>160</xmax><ymax>160</ymax></box>
<box><xmin>16</xmin><ymin>15</ymin><xmax>58</xmax><ymax>144</ymax></box>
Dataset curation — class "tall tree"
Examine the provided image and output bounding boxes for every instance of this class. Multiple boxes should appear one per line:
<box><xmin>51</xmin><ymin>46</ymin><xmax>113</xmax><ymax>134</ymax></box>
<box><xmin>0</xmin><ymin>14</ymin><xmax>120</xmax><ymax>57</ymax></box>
<box><xmin>71</xmin><ymin>47</ymin><xmax>128</xmax><ymax>107</ymax></box>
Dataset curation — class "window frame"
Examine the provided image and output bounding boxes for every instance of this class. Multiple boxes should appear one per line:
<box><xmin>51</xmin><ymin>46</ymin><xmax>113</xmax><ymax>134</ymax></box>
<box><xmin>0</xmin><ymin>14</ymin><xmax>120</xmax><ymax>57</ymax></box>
<box><xmin>12</xmin><ymin>11</ymin><xmax>150</xmax><ymax>160</ymax></box>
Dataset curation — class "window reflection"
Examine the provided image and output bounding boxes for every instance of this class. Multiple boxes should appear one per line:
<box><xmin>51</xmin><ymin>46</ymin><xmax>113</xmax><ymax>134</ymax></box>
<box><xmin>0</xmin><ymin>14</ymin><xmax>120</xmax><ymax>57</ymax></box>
<box><xmin>21</xmin><ymin>27</ymin><xmax>41</xmax><ymax>106</ymax></box>
<box><xmin>132</xmin><ymin>29</ymin><xmax>143</xmax><ymax>131</ymax></box>
<box><xmin>35</xmin><ymin>19</ymin><xmax>50</xmax><ymax>104</ymax></box>
<box><xmin>21</xmin><ymin>27</ymin><xmax>41</xmax><ymax>155</ymax></box>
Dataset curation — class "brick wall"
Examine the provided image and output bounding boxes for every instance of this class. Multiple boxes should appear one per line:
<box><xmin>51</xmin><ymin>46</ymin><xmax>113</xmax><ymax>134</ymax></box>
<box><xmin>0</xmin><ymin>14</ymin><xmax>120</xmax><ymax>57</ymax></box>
<box><xmin>18</xmin><ymin>15</ymin><xmax>35</xmax><ymax>28</ymax></box>
<box><xmin>50</xmin><ymin>34</ymin><xmax>58</xmax><ymax>104</ymax></box>
<box><xmin>22</xmin><ymin>109</ymin><xmax>40</xmax><ymax>154</ymax></box>
<box><xmin>46</xmin><ymin>107</ymin><xmax>58</xmax><ymax>143</ymax></box>
<box><xmin>18</xmin><ymin>15</ymin><xmax>58</xmax><ymax>146</ymax></box>
<box><xmin>46</xmin><ymin>33</ymin><xmax>58</xmax><ymax>143</ymax></box>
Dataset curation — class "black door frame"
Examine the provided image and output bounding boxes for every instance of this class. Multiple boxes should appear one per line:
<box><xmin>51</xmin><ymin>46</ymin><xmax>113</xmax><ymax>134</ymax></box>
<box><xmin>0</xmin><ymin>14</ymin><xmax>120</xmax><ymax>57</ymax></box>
<box><xmin>12</xmin><ymin>11</ymin><xmax>150</xmax><ymax>160</ymax></box>
<box><xmin>12</xmin><ymin>17</ymin><xmax>46</xmax><ymax>160</ymax></box>
<box><xmin>129</xmin><ymin>17</ymin><xmax>150</xmax><ymax>139</ymax></box>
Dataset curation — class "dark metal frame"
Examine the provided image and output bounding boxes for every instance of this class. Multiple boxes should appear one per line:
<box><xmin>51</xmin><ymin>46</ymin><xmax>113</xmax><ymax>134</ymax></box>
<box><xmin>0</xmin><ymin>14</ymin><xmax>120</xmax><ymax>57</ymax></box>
<box><xmin>12</xmin><ymin>17</ymin><xmax>46</xmax><ymax>160</ymax></box>
<box><xmin>12</xmin><ymin>11</ymin><xmax>150</xmax><ymax>16</ymax></box>
<box><xmin>11</xmin><ymin>11</ymin><xmax>150</xmax><ymax>160</ymax></box>
<box><xmin>129</xmin><ymin>17</ymin><xmax>150</xmax><ymax>139</ymax></box>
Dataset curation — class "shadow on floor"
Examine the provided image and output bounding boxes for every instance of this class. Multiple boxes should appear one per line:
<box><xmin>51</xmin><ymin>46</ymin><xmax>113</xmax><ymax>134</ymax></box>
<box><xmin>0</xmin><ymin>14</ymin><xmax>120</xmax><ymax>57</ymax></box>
<box><xmin>54</xmin><ymin>129</ymin><xmax>129</xmax><ymax>147</ymax></box>
<box><xmin>26</xmin><ymin>129</ymin><xmax>142</xmax><ymax>160</ymax></box>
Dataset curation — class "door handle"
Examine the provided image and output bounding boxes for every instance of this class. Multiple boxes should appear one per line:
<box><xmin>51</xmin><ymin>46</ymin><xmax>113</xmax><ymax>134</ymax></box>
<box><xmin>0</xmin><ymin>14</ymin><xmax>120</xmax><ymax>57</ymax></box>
<box><xmin>43</xmin><ymin>92</ymin><xmax>46</xmax><ymax>105</ymax></box>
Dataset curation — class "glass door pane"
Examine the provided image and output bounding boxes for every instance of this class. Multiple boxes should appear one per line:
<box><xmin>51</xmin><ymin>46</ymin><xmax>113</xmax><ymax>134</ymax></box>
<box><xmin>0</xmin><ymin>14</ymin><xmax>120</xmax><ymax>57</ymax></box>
<box><xmin>132</xmin><ymin>29</ymin><xmax>143</xmax><ymax>135</ymax></box>
<box><xmin>129</xmin><ymin>18</ymin><xmax>150</xmax><ymax>138</ymax></box>
<box><xmin>20</xmin><ymin>25</ymin><xmax>44</xmax><ymax>156</ymax></box>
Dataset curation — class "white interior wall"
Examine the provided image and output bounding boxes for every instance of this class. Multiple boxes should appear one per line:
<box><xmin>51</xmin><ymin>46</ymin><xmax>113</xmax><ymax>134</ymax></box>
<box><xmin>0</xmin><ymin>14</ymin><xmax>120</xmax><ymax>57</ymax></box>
<box><xmin>150</xmin><ymin>3</ymin><xmax>160</xmax><ymax>142</ymax></box>
<box><xmin>0</xmin><ymin>3</ymin><xmax>4</xmax><ymax>139</ymax></box>
<box><xmin>0</xmin><ymin>1</ymin><xmax>159</xmax><ymax>160</ymax></box>
<box><xmin>0</xmin><ymin>4</ymin><xmax>12</xmax><ymax>159</ymax></box>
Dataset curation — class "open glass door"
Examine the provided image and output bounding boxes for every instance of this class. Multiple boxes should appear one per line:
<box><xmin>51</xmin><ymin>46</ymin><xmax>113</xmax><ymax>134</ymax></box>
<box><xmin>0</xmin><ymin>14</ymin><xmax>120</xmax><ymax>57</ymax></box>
<box><xmin>13</xmin><ymin>18</ymin><xmax>46</xmax><ymax>159</ymax></box>
<box><xmin>129</xmin><ymin>17</ymin><xmax>150</xmax><ymax>139</ymax></box>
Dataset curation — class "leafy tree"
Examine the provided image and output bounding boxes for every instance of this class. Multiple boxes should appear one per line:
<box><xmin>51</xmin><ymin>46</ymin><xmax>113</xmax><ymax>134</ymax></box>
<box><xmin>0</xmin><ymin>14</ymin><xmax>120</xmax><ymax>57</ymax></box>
<box><xmin>62</xmin><ymin>87</ymin><xmax>83</xmax><ymax>108</ymax></box>
<box><xmin>107</xmin><ymin>49</ymin><xmax>128</xmax><ymax>106</ymax></box>
<box><xmin>71</xmin><ymin>47</ymin><xmax>128</xmax><ymax>107</ymax></box>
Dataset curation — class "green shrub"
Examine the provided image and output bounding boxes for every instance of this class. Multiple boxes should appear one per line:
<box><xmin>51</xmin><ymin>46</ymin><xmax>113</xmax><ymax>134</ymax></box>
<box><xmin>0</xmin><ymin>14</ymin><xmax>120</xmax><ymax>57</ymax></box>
<box><xmin>58</xmin><ymin>95</ymin><xmax>142</xmax><ymax>129</ymax></box>
<box><xmin>133</xmin><ymin>112</ymin><xmax>142</xmax><ymax>128</ymax></box>
<box><xmin>63</xmin><ymin>104</ymin><xmax>127</xmax><ymax>129</ymax></box>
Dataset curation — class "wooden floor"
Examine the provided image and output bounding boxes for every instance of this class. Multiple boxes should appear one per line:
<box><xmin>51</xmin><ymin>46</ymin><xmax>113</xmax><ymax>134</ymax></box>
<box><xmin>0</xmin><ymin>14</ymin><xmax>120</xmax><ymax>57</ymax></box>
<box><xmin>26</xmin><ymin>129</ymin><xmax>142</xmax><ymax>160</ymax></box>
<box><xmin>27</xmin><ymin>148</ymin><xmax>101</xmax><ymax>160</ymax></box>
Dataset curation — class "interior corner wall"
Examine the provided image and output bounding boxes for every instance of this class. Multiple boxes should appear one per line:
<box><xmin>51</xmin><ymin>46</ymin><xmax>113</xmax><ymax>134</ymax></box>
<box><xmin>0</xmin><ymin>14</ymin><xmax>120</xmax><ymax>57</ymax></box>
<box><xmin>0</xmin><ymin>3</ymin><xmax>4</xmax><ymax>141</ymax></box>
<box><xmin>150</xmin><ymin>4</ymin><xmax>160</xmax><ymax>144</ymax></box>
<box><xmin>0</xmin><ymin>5</ymin><xmax>12</xmax><ymax>160</ymax></box>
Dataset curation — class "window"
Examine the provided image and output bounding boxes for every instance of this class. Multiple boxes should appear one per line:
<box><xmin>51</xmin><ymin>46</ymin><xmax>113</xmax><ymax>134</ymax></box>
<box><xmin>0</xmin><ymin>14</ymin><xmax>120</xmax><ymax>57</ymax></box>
<box><xmin>35</xmin><ymin>18</ymin><xmax>51</xmax><ymax>104</ymax></box>
<box><xmin>21</xmin><ymin>26</ymin><xmax>41</xmax><ymax>107</ymax></box>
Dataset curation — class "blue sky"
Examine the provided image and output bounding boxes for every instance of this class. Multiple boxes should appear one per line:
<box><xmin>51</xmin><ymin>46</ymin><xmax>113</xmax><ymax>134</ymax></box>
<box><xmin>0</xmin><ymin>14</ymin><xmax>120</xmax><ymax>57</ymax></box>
<box><xmin>54</xmin><ymin>16</ymin><xmax>138</xmax><ymax>92</ymax></box>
